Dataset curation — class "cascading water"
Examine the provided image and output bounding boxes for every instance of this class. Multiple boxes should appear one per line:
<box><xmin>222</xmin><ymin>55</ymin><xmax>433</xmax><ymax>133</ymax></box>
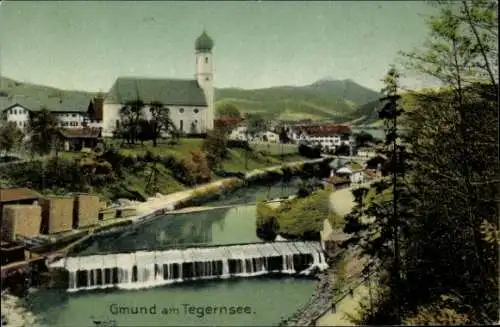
<box><xmin>50</xmin><ymin>241</ymin><xmax>327</xmax><ymax>293</ymax></box>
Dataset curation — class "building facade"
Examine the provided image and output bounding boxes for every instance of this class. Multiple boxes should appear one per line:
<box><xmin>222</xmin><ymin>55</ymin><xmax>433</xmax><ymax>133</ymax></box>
<box><xmin>0</xmin><ymin>94</ymin><xmax>94</xmax><ymax>130</ymax></box>
<box><xmin>101</xmin><ymin>31</ymin><xmax>215</xmax><ymax>137</ymax></box>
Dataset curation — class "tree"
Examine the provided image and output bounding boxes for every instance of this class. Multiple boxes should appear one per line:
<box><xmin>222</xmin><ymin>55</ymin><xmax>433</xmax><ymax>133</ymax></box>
<box><xmin>118</xmin><ymin>99</ymin><xmax>145</xmax><ymax>145</ymax></box>
<box><xmin>148</xmin><ymin>101</ymin><xmax>177</xmax><ymax>147</ymax></box>
<box><xmin>215</xmin><ymin>103</ymin><xmax>242</xmax><ymax>118</ymax></box>
<box><xmin>0</xmin><ymin>122</ymin><xmax>23</xmax><ymax>153</ymax></box>
<box><xmin>27</xmin><ymin>107</ymin><xmax>60</xmax><ymax>155</ymax></box>
<box><xmin>346</xmin><ymin>1</ymin><xmax>498</xmax><ymax>324</ymax></box>
<box><xmin>202</xmin><ymin>128</ymin><xmax>228</xmax><ymax>170</ymax></box>
<box><xmin>334</xmin><ymin>144</ymin><xmax>350</xmax><ymax>156</ymax></box>
<box><xmin>354</xmin><ymin>131</ymin><xmax>374</xmax><ymax>147</ymax></box>
<box><xmin>245</xmin><ymin>112</ymin><xmax>266</xmax><ymax>138</ymax></box>
<box><xmin>278</xmin><ymin>126</ymin><xmax>290</xmax><ymax>143</ymax></box>
<box><xmin>399</xmin><ymin>2</ymin><xmax>498</xmax><ymax>322</ymax></box>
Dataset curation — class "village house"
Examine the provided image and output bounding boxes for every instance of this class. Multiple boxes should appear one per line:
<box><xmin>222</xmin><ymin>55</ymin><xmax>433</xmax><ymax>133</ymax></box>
<box><xmin>215</xmin><ymin>116</ymin><xmax>245</xmax><ymax>134</ymax></box>
<box><xmin>56</xmin><ymin>127</ymin><xmax>101</xmax><ymax>152</ymax></box>
<box><xmin>0</xmin><ymin>93</ymin><xmax>95</xmax><ymax>130</ymax></box>
<box><xmin>100</xmin><ymin>30</ymin><xmax>215</xmax><ymax>137</ymax></box>
<box><xmin>254</xmin><ymin>130</ymin><xmax>279</xmax><ymax>143</ymax></box>
<box><xmin>290</xmin><ymin>124</ymin><xmax>353</xmax><ymax>152</ymax></box>
<box><xmin>334</xmin><ymin>161</ymin><xmax>365</xmax><ymax>184</ymax></box>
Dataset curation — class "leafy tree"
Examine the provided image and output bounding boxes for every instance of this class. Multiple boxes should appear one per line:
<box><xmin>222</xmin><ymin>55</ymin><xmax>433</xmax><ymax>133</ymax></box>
<box><xmin>27</xmin><ymin>107</ymin><xmax>60</xmax><ymax>155</ymax></box>
<box><xmin>202</xmin><ymin>128</ymin><xmax>228</xmax><ymax>169</ymax></box>
<box><xmin>278</xmin><ymin>126</ymin><xmax>290</xmax><ymax>143</ymax></box>
<box><xmin>118</xmin><ymin>99</ymin><xmax>145</xmax><ymax>145</ymax></box>
<box><xmin>345</xmin><ymin>1</ymin><xmax>498</xmax><ymax>324</ymax></box>
<box><xmin>0</xmin><ymin>122</ymin><xmax>23</xmax><ymax>153</ymax></box>
<box><xmin>354</xmin><ymin>131</ymin><xmax>374</xmax><ymax>147</ymax></box>
<box><xmin>298</xmin><ymin>143</ymin><xmax>321</xmax><ymax>158</ymax></box>
<box><xmin>245</xmin><ymin>112</ymin><xmax>266</xmax><ymax>138</ymax></box>
<box><xmin>334</xmin><ymin>144</ymin><xmax>350</xmax><ymax>156</ymax></box>
<box><xmin>215</xmin><ymin>103</ymin><xmax>242</xmax><ymax>118</ymax></box>
<box><xmin>149</xmin><ymin>101</ymin><xmax>177</xmax><ymax>147</ymax></box>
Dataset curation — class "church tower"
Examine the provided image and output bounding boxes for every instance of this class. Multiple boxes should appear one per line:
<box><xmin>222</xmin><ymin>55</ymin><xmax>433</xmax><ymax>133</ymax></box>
<box><xmin>195</xmin><ymin>30</ymin><xmax>215</xmax><ymax>131</ymax></box>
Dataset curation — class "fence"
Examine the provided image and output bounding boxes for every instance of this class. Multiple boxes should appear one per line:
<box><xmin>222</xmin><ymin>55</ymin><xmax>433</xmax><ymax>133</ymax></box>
<box><xmin>309</xmin><ymin>266</ymin><xmax>379</xmax><ymax>326</ymax></box>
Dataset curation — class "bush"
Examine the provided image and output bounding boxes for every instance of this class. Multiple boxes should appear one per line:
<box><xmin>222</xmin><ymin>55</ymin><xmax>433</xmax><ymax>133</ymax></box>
<box><xmin>227</xmin><ymin>140</ymin><xmax>251</xmax><ymax>150</ymax></box>
<box><xmin>298</xmin><ymin>143</ymin><xmax>322</xmax><ymax>158</ymax></box>
<box><xmin>256</xmin><ymin>202</ymin><xmax>279</xmax><ymax>241</ymax></box>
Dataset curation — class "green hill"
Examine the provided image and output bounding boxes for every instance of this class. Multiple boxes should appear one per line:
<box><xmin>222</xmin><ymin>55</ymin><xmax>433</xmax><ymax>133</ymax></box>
<box><xmin>1</xmin><ymin>75</ymin><xmax>381</xmax><ymax>123</ymax></box>
<box><xmin>0</xmin><ymin>76</ymin><xmax>99</xmax><ymax>100</ymax></box>
<box><xmin>215</xmin><ymin>79</ymin><xmax>381</xmax><ymax>121</ymax></box>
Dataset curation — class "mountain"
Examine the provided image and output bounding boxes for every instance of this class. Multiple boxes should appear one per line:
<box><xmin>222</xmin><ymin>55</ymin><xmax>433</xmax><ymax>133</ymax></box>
<box><xmin>0</xmin><ymin>75</ymin><xmax>381</xmax><ymax>123</ymax></box>
<box><xmin>344</xmin><ymin>99</ymin><xmax>383</xmax><ymax>126</ymax></box>
<box><xmin>214</xmin><ymin>79</ymin><xmax>381</xmax><ymax>121</ymax></box>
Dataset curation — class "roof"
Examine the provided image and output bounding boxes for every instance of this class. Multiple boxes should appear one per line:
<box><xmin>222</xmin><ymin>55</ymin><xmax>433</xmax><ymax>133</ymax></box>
<box><xmin>328</xmin><ymin>176</ymin><xmax>351</xmax><ymax>185</ymax></box>
<box><xmin>0</xmin><ymin>92</ymin><xmax>93</xmax><ymax>113</ymax></box>
<box><xmin>336</xmin><ymin>167</ymin><xmax>352</xmax><ymax>174</ymax></box>
<box><xmin>298</xmin><ymin>124</ymin><xmax>351</xmax><ymax>137</ymax></box>
<box><xmin>346</xmin><ymin>161</ymin><xmax>364</xmax><ymax>171</ymax></box>
<box><xmin>195</xmin><ymin>30</ymin><xmax>214</xmax><ymax>52</ymax></box>
<box><xmin>0</xmin><ymin>188</ymin><xmax>42</xmax><ymax>203</ymax></box>
<box><xmin>215</xmin><ymin>117</ymin><xmax>245</xmax><ymax>130</ymax></box>
<box><xmin>57</xmin><ymin>127</ymin><xmax>101</xmax><ymax>139</ymax></box>
<box><xmin>104</xmin><ymin>77</ymin><xmax>207</xmax><ymax>106</ymax></box>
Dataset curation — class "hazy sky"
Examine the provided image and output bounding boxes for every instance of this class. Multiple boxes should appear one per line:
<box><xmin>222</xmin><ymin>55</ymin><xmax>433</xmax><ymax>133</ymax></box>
<box><xmin>1</xmin><ymin>1</ymin><xmax>437</xmax><ymax>92</ymax></box>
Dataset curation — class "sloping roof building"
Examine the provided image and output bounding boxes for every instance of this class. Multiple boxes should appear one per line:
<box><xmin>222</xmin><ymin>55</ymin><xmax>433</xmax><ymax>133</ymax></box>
<box><xmin>101</xmin><ymin>30</ymin><xmax>216</xmax><ymax>137</ymax></box>
<box><xmin>0</xmin><ymin>92</ymin><xmax>94</xmax><ymax>130</ymax></box>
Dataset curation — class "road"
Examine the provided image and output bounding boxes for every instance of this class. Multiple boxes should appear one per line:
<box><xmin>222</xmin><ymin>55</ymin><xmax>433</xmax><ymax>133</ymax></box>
<box><xmin>329</xmin><ymin>179</ymin><xmax>382</xmax><ymax>217</ymax></box>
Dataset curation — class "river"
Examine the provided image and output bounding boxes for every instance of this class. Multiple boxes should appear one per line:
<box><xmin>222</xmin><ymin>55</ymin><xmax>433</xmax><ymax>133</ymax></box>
<box><xmin>25</xmin><ymin>179</ymin><xmax>320</xmax><ymax>326</ymax></box>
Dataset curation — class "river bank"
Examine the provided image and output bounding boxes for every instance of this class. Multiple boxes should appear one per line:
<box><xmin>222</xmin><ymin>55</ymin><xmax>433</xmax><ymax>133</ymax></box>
<box><xmin>1</xmin><ymin>292</ymin><xmax>37</xmax><ymax>327</ymax></box>
<box><xmin>278</xmin><ymin>260</ymin><xmax>336</xmax><ymax>326</ymax></box>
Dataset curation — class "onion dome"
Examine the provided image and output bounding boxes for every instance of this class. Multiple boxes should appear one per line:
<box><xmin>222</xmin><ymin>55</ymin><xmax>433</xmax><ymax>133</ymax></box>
<box><xmin>195</xmin><ymin>30</ymin><xmax>214</xmax><ymax>52</ymax></box>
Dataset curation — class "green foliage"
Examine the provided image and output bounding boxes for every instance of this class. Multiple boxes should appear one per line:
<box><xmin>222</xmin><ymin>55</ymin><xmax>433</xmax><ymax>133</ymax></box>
<box><xmin>255</xmin><ymin>202</ymin><xmax>280</xmax><ymax>241</ymax></box>
<box><xmin>0</xmin><ymin>122</ymin><xmax>23</xmax><ymax>152</ymax></box>
<box><xmin>214</xmin><ymin>79</ymin><xmax>379</xmax><ymax>121</ymax></box>
<box><xmin>256</xmin><ymin>188</ymin><xmax>335</xmax><ymax>240</ymax></box>
<box><xmin>27</xmin><ymin>107</ymin><xmax>60</xmax><ymax>155</ymax></box>
<box><xmin>244</xmin><ymin>112</ymin><xmax>266</xmax><ymax>136</ymax></box>
<box><xmin>148</xmin><ymin>101</ymin><xmax>177</xmax><ymax>146</ymax></box>
<box><xmin>215</xmin><ymin>103</ymin><xmax>242</xmax><ymax>118</ymax></box>
<box><xmin>354</xmin><ymin>131</ymin><xmax>375</xmax><ymax>147</ymax></box>
<box><xmin>202</xmin><ymin>129</ymin><xmax>229</xmax><ymax>169</ymax></box>
<box><xmin>117</xmin><ymin>99</ymin><xmax>146</xmax><ymax>145</ymax></box>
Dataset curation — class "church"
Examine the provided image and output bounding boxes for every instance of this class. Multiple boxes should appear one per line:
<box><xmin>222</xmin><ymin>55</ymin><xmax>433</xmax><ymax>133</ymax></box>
<box><xmin>100</xmin><ymin>30</ymin><xmax>215</xmax><ymax>137</ymax></box>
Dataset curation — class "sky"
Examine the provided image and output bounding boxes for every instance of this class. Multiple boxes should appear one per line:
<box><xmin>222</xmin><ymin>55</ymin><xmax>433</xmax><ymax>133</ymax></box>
<box><xmin>0</xmin><ymin>1</ymin><xmax>438</xmax><ymax>93</ymax></box>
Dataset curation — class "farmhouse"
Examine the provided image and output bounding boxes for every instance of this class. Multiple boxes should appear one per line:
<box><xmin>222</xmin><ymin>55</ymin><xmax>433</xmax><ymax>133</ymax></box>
<box><xmin>0</xmin><ymin>93</ymin><xmax>94</xmax><ymax>130</ymax></box>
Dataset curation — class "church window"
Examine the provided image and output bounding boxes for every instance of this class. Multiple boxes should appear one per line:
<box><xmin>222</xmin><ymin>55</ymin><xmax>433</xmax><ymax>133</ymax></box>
<box><xmin>179</xmin><ymin>108</ymin><xmax>184</xmax><ymax>113</ymax></box>
<box><xmin>194</xmin><ymin>109</ymin><xmax>199</xmax><ymax>114</ymax></box>
<box><xmin>180</xmin><ymin>120</ymin><xmax>184</xmax><ymax>132</ymax></box>
<box><xmin>205</xmin><ymin>77</ymin><xmax>209</xmax><ymax>81</ymax></box>
<box><xmin>205</xmin><ymin>57</ymin><xmax>208</xmax><ymax>63</ymax></box>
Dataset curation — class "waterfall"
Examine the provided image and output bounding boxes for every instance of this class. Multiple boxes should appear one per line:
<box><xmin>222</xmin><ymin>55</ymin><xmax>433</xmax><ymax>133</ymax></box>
<box><xmin>51</xmin><ymin>241</ymin><xmax>327</xmax><ymax>293</ymax></box>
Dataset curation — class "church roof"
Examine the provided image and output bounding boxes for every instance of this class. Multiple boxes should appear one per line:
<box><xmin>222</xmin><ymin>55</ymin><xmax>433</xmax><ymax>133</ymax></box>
<box><xmin>195</xmin><ymin>30</ymin><xmax>214</xmax><ymax>52</ymax></box>
<box><xmin>104</xmin><ymin>77</ymin><xmax>207</xmax><ymax>106</ymax></box>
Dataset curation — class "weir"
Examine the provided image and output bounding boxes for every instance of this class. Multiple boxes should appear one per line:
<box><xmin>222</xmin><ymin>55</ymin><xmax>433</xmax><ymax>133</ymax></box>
<box><xmin>48</xmin><ymin>241</ymin><xmax>328</xmax><ymax>292</ymax></box>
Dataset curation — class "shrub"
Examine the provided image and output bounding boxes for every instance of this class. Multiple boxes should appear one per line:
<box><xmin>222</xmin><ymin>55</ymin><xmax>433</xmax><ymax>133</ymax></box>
<box><xmin>256</xmin><ymin>202</ymin><xmax>279</xmax><ymax>241</ymax></box>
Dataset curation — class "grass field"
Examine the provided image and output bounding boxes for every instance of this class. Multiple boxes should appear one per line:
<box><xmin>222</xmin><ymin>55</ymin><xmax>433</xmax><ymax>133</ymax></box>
<box><xmin>63</xmin><ymin>138</ymin><xmax>305</xmax><ymax>174</ymax></box>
